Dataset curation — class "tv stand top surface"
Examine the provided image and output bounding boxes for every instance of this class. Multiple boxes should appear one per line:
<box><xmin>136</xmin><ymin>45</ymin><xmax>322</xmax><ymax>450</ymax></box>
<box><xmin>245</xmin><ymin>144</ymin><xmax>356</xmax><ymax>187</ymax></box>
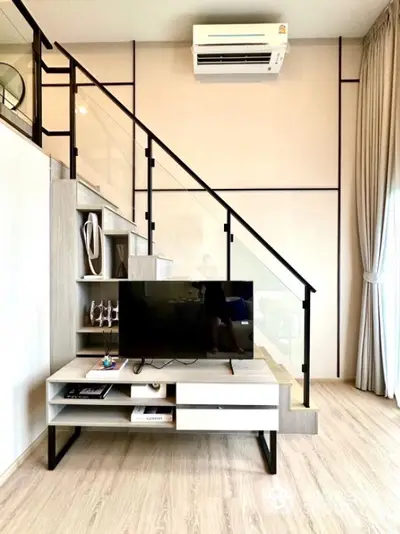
<box><xmin>48</xmin><ymin>357</ymin><xmax>277</xmax><ymax>385</ymax></box>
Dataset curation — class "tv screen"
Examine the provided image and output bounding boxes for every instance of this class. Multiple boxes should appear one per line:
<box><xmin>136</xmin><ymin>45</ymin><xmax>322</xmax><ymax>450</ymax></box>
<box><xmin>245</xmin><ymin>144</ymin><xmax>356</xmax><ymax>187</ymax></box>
<box><xmin>119</xmin><ymin>281</ymin><xmax>254</xmax><ymax>359</ymax></box>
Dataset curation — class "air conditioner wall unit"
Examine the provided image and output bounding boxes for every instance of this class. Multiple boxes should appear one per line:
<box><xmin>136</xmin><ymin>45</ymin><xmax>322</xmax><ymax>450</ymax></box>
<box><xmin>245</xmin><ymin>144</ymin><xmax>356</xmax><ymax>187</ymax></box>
<box><xmin>192</xmin><ymin>23</ymin><xmax>288</xmax><ymax>78</ymax></box>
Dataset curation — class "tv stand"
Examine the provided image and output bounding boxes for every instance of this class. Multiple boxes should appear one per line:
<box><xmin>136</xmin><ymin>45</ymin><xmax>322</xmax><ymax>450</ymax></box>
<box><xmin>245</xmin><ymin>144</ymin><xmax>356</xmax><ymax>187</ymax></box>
<box><xmin>46</xmin><ymin>357</ymin><xmax>279</xmax><ymax>474</ymax></box>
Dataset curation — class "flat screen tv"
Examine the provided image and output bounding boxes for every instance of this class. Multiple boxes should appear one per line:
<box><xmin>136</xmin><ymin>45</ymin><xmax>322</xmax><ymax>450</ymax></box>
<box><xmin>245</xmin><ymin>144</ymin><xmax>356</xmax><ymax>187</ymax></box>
<box><xmin>119</xmin><ymin>281</ymin><xmax>254</xmax><ymax>359</ymax></box>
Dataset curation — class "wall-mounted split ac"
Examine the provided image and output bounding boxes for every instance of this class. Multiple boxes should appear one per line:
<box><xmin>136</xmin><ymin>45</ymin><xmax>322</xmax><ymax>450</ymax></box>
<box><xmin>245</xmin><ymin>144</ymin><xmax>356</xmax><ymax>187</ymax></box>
<box><xmin>192</xmin><ymin>23</ymin><xmax>288</xmax><ymax>80</ymax></box>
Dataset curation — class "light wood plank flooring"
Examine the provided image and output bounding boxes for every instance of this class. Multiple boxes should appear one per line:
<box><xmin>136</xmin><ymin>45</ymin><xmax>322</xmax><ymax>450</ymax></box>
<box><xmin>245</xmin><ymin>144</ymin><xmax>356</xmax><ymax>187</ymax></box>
<box><xmin>1</xmin><ymin>383</ymin><xmax>400</xmax><ymax>534</ymax></box>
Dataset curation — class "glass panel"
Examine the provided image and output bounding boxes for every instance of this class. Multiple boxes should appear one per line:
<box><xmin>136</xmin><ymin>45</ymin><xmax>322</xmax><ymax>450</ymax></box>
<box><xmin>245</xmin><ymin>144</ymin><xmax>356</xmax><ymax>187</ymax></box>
<box><xmin>75</xmin><ymin>84</ymin><xmax>133</xmax><ymax>219</ymax></box>
<box><xmin>231</xmin><ymin>219</ymin><xmax>304</xmax><ymax>379</ymax></box>
<box><xmin>149</xmin><ymin>157</ymin><xmax>227</xmax><ymax>280</ymax></box>
<box><xmin>0</xmin><ymin>5</ymin><xmax>33</xmax><ymax>128</ymax></box>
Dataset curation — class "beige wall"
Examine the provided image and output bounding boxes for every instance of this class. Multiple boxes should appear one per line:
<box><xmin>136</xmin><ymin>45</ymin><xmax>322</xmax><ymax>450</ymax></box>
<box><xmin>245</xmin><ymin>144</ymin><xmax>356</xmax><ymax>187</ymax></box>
<box><xmin>1</xmin><ymin>39</ymin><xmax>362</xmax><ymax>379</ymax></box>
<box><xmin>135</xmin><ymin>39</ymin><xmax>363</xmax><ymax>379</ymax></box>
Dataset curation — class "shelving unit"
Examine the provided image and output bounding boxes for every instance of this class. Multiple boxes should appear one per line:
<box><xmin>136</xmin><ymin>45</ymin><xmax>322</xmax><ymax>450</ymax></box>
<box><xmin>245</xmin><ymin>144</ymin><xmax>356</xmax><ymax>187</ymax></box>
<box><xmin>51</xmin><ymin>177</ymin><xmax>173</xmax><ymax>373</ymax></box>
<box><xmin>46</xmin><ymin>358</ymin><xmax>279</xmax><ymax>473</ymax></box>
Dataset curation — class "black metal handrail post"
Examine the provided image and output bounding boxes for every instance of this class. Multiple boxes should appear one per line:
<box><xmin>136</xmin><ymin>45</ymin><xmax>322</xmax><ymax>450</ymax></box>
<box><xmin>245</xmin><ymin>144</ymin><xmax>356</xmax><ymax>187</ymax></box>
<box><xmin>69</xmin><ymin>59</ymin><xmax>77</xmax><ymax>179</ymax></box>
<box><xmin>303</xmin><ymin>286</ymin><xmax>311</xmax><ymax>407</ymax></box>
<box><xmin>145</xmin><ymin>134</ymin><xmax>155</xmax><ymax>255</ymax></box>
<box><xmin>32</xmin><ymin>29</ymin><xmax>42</xmax><ymax>147</ymax></box>
<box><xmin>225</xmin><ymin>209</ymin><xmax>233</xmax><ymax>280</ymax></box>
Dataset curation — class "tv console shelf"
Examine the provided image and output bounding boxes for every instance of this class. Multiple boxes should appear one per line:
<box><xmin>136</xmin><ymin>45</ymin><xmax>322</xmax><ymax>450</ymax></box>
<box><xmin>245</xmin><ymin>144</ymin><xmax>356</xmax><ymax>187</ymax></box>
<box><xmin>47</xmin><ymin>357</ymin><xmax>279</xmax><ymax>474</ymax></box>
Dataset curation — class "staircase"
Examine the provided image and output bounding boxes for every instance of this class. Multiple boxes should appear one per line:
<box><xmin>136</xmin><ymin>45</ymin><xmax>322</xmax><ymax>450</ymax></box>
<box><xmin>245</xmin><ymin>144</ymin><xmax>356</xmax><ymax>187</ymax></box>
<box><xmin>4</xmin><ymin>1</ymin><xmax>319</xmax><ymax>433</ymax></box>
<box><xmin>50</xmin><ymin>158</ymin><xmax>318</xmax><ymax>434</ymax></box>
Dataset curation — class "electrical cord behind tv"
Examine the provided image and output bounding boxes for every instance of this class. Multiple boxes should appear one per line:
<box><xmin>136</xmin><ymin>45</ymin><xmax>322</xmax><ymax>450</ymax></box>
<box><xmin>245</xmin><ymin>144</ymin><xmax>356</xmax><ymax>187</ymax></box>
<box><xmin>133</xmin><ymin>358</ymin><xmax>199</xmax><ymax>374</ymax></box>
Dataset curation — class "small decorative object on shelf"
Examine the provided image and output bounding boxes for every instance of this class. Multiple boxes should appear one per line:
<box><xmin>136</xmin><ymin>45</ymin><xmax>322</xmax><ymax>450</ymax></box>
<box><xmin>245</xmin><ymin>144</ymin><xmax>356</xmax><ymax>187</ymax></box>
<box><xmin>90</xmin><ymin>300</ymin><xmax>119</xmax><ymax>328</ymax></box>
<box><xmin>101</xmin><ymin>355</ymin><xmax>115</xmax><ymax>370</ymax></box>
<box><xmin>115</xmin><ymin>244</ymin><xmax>128</xmax><ymax>279</ymax></box>
<box><xmin>83</xmin><ymin>212</ymin><xmax>104</xmax><ymax>277</ymax></box>
<box><xmin>107</xmin><ymin>300</ymin><xmax>119</xmax><ymax>327</ymax></box>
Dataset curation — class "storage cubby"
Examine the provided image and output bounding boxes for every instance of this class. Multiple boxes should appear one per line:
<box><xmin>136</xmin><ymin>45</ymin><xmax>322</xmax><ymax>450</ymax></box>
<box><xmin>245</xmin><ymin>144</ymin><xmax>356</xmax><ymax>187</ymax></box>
<box><xmin>50</xmin><ymin>179</ymin><xmax>151</xmax><ymax>371</ymax></box>
<box><xmin>76</xmin><ymin>281</ymin><xmax>119</xmax><ymax>356</ymax></box>
<box><xmin>108</xmin><ymin>235</ymin><xmax>129</xmax><ymax>279</ymax></box>
<box><xmin>49</xmin><ymin>383</ymin><xmax>176</xmax><ymax>407</ymax></box>
<box><xmin>76</xmin><ymin>332</ymin><xmax>119</xmax><ymax>357</ymax></box>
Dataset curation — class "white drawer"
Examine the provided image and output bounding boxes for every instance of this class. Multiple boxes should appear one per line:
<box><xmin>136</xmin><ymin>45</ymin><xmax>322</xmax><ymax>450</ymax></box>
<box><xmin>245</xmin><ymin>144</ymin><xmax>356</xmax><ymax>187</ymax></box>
<box><xmin>176</xmin><ymin>408</ymin><xmax>279</xmax><ymax>431</ymax></box>
<box><xmin>176</xmin><ymin>383</ymin><xmax>278</xmax><ymax>406</ymax></box>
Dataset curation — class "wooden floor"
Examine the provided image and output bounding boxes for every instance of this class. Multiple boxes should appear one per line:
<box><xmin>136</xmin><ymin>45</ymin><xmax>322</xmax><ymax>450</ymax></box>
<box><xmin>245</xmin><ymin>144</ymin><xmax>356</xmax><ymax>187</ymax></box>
<box><xmin>1</xmin><ymin>383</ymin><xmax>400</xmax><ymax>534</ymax></box>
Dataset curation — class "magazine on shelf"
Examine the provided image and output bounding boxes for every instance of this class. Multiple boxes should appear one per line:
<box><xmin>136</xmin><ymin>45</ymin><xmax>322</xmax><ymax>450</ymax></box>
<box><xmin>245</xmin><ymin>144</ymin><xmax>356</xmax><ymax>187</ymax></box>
<box><xmin>86</xmin><ymin>358</ymin><xmax>128</xmax><ymax>379</ymax></box>
<box><xmin>131</xmin><ymin>406</ymin><xmax>173</xmax><ymax>423</ymax></box>
<box><xmin>64</xmin><ymin>384</ymin><xmax>113</xmax><ymax>399</ymax></box>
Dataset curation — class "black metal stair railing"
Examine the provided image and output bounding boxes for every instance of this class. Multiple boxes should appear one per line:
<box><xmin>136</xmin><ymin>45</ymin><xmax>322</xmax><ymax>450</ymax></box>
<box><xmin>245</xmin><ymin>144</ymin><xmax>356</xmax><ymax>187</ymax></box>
<box><xmin>7</xmin><ymin>0</ymin><xmax>317</xmax><ymax>407</ymax></box>
<box><xmin>53</xmin><ymin>42</ymin><xmax>316</xmax><ymax>408</ymax></box>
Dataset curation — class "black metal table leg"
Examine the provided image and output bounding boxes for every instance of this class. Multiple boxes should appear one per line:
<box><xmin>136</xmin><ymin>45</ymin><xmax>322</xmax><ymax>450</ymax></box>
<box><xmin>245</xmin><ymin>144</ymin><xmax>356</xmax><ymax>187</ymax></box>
<box><xmin>257</xmin><ymin>430</ymin><xmax>277</xmax><ymax>475</ymax></box>
<box><xmin>48</xmin><ymin>426</ymin><xmax>81</xmax><ymax>470</ymax></box>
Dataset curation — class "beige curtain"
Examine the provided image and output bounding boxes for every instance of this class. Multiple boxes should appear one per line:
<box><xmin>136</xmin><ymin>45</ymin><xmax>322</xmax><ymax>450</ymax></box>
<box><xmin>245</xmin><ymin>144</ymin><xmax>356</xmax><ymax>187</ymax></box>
<box><xmin>355</xmin><ymin>1</ymin><xmax>399</xmax><ymax>394</ymax></box>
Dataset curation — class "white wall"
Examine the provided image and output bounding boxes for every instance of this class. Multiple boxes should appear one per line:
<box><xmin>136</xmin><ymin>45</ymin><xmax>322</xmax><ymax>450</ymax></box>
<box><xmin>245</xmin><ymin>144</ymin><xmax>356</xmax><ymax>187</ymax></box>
<box><xmin>0</xmin><ymin>120</ymin><xmax>50</xmax><ymax>479</ymax></box>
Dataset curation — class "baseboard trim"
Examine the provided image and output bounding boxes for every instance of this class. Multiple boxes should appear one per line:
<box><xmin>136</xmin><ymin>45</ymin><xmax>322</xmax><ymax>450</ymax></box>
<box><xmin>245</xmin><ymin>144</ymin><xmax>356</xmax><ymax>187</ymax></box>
<box><xmin>0</xmin><ymin>429</ymin><xmax>47</xmax><ymax>488</ymax></box>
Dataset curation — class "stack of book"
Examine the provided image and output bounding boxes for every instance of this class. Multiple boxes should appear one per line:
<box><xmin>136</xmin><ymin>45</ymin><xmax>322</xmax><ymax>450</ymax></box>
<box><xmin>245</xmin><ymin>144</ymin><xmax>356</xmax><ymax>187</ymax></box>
<box><xmin>85</xmin><ymin>358</ymin><xmax>128</xmax><ymax>379</ymax></box>
<box><xmin>130</xmin><ymin>406</ymin><xmax>173</xmax><ymax>423</ymax></box>
<box><xmin>64</xmin><ymin>384</ymin><xmax>113</xmax><ymax>399</ymax></box>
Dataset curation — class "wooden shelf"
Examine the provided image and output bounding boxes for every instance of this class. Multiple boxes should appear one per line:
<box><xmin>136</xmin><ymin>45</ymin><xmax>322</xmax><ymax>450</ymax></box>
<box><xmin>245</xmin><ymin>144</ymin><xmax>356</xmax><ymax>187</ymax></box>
<box><xmin>77</xmin><ymin>326</ymin><xmax>119</xmax><ymax>334</ymax></box>
<box><xmin>49</xmin><ymin>405</ymin><xmax>175</xmax><ymax>428</ymax></box>
<box><xmin>77</xmin><ymin>347</ymin><xmax>118</xmax><ymax>356</ymax></box>
<box><xmin>50</xmin><ymin>389</ymin><xmax>176</xmax><ymax>407</ymax></box>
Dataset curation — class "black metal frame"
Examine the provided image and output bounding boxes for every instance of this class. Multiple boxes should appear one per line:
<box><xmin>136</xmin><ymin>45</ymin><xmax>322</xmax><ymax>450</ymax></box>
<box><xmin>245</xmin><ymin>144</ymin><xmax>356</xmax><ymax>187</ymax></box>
<box><xmin>5</xmin><ymin>0</ymin><xmax>318</xmax><ymax>407</ymax></box>
<box><xmin>69</xmin><ymin>59</ymin><xmax>77</xmax><ymax>179</ymax></box>
<box><xmin>32</xmin><ymin>30</ymin><xmax>43</xmax><ymax>147</ymax></box>
<box><xmin>302</xmin><ymin>287</ymin><xmax>311</xmax><ymax>408</ymax></box>
<box><xmin>145</xmin><ymin>134</ymin><xmax>155</xmax><ymax>254</ymax></box>
<box><xmin>10</xmin><ymin>0</ymin><xmax>52</xmax><ymax>147</ymax></box>
<box><xmin>11</xmin><ymin>0</ymin><xmax>52</xmax><ymax>49</ymax></box>
<box><xmin>337</xmin><ymin>36</ymin><xmax>360</xmax><ymax>378</ymax></box>
<box><xmin>132</xmin><ymin>40</ymin><xmax>136</xmax><ymax>222</ymax></box>
<box><xmin>48</xmin><ymin>41</ymin><xmax>316</xmax><ymax>407</ymax></box>
<box><xmin>257</xmin><ymin>430</ymin><xmax>277</xmax><ymax>475</ymax></box>
<box><xmin>42</xmin><ymin>81</ymin><xmax>134</xmax><ymax>88</ymax></box>
<box><xmin>224</xmin><ymin>210</ymin><xmax>233</xmax><ymax>281</ymax></box>
<box><xmin>48</xmin><ymin>426</ymin><xmax>81</xmax><ymax>470</ymax></box>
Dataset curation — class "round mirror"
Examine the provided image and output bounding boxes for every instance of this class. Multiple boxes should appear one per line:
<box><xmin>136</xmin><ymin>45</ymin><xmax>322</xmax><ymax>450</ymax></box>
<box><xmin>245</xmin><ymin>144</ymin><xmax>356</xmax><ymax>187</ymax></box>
<box><xmin>0</xmin><ymin>63</ymin><xmax>25</xmax><ymax>111</ymax></box>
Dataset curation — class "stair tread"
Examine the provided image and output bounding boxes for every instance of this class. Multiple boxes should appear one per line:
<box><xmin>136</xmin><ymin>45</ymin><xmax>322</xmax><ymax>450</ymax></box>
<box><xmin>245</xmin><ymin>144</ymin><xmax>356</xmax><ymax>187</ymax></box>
<box><xmin>290</xmin><ymin>379</ymin><xmax>319</xmax><ymax>411</ymax></box>
<box><xmin>256</xmin><ymin>346</ymin><xmax>319</xmax><ymax>411</ymax></box>
<box><xmin>77</xmin><ymin>179</ymin><xmax>119</xmax><ymax>210</ymax></box>
<box><xmin>104</xmin><ymin>229</ymin><xmax>140</xmax><ymax>237</ymax></box>
<box><xmin>129</xmin><ymin>253</ymin><xmax>173</xmax><ymax>261</ymax></box>
<box><xmin>255</xmin><ymin>346</ymin><xmax>292</xmax><ymax>384</ymax></box>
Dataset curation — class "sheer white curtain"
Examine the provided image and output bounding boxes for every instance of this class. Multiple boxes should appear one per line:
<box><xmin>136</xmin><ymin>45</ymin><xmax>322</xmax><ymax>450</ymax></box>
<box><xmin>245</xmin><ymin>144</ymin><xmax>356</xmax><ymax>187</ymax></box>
<box><xmin>382</xmin><ymin>183</ymin><xmax>400</xmax><ymax>406</ymax></box>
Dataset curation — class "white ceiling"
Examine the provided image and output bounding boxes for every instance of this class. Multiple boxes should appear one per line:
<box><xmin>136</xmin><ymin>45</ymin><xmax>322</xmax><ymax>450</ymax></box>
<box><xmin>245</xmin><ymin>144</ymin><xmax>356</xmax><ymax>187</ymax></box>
<box><xmin>0</xmin><ymin>0</ymin><xmax>390</xmax><ymax>44</ymax></box>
